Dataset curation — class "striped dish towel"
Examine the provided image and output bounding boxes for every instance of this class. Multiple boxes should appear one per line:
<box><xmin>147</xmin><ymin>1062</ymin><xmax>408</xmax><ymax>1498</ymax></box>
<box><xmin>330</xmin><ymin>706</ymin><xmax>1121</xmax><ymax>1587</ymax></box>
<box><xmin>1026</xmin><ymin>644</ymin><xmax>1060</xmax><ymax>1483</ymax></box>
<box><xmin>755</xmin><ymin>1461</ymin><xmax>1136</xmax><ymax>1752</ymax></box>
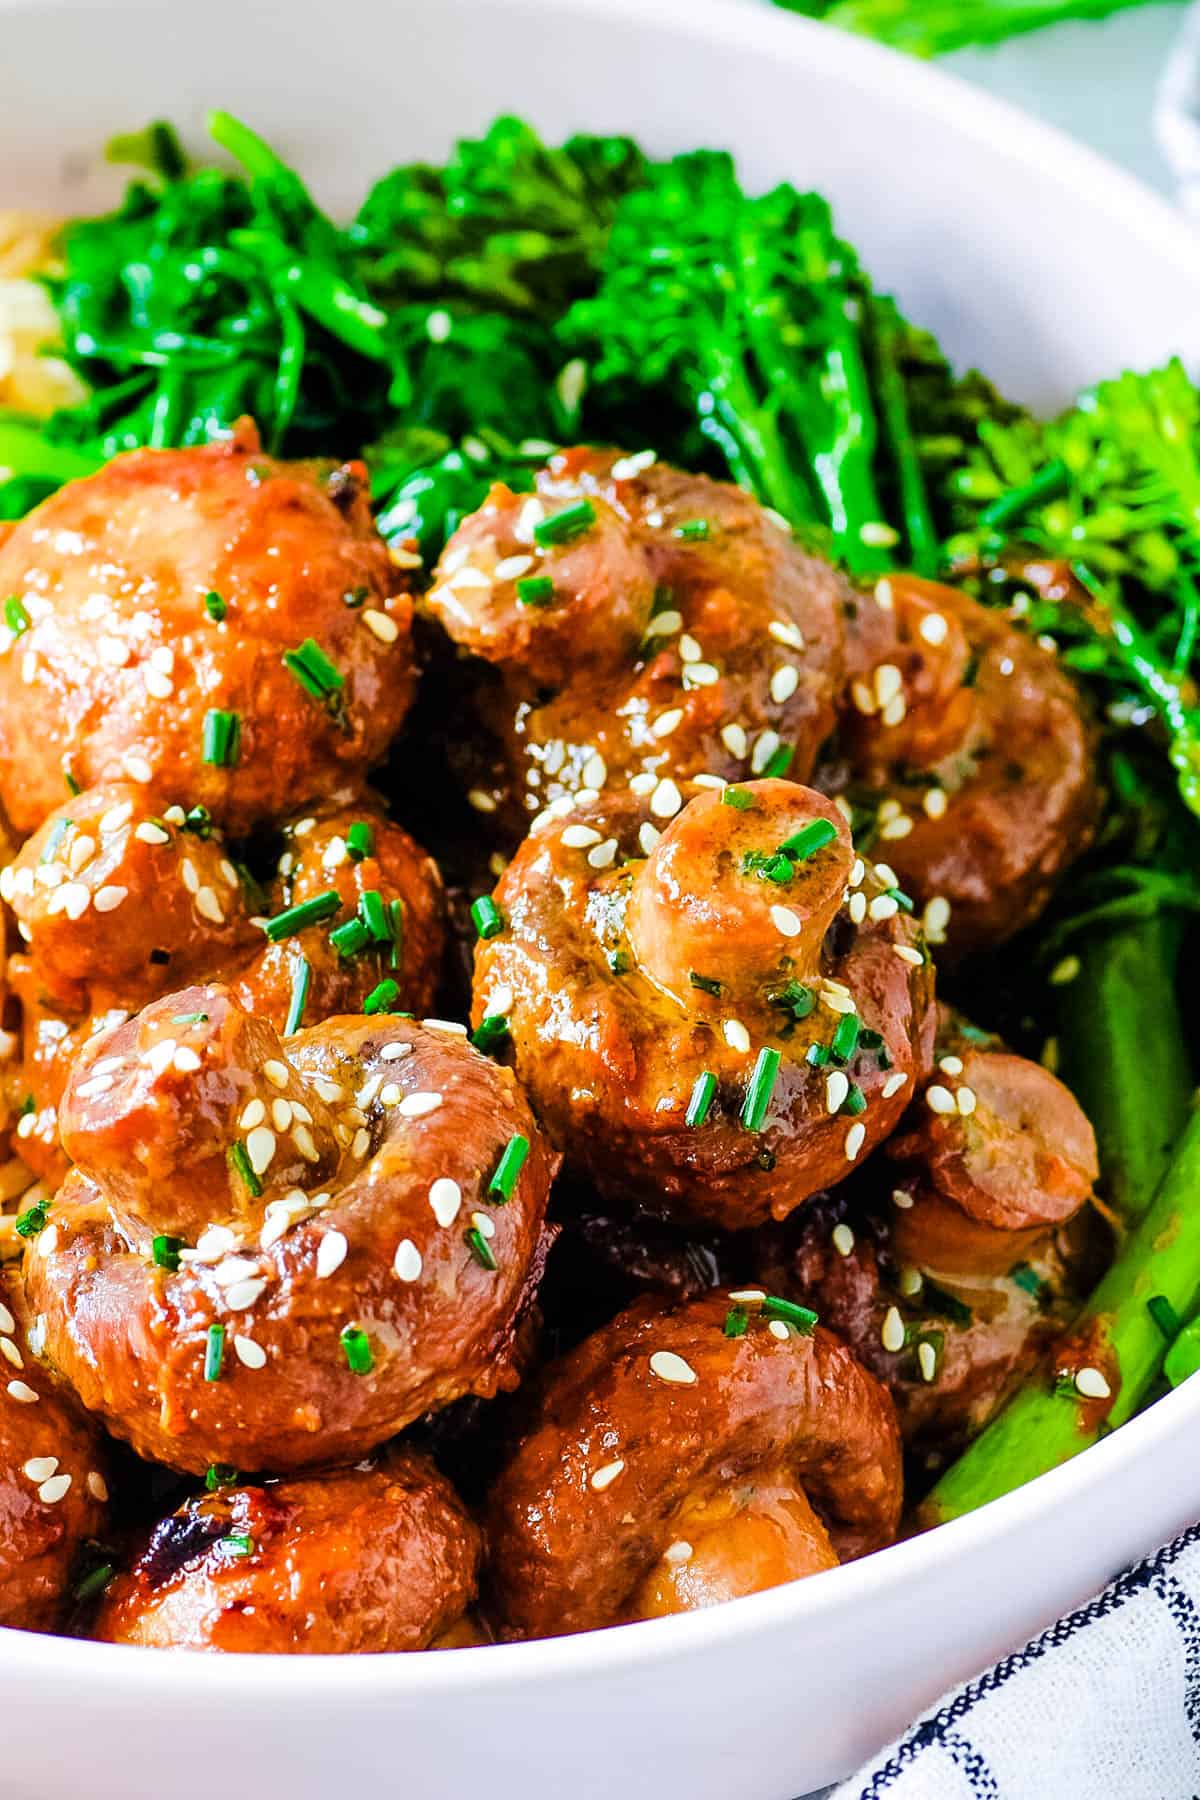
<box><xmin>830</xmin><ymin>1525</ymin><xmax>1200</xmax><ymax>1798</ymax></box>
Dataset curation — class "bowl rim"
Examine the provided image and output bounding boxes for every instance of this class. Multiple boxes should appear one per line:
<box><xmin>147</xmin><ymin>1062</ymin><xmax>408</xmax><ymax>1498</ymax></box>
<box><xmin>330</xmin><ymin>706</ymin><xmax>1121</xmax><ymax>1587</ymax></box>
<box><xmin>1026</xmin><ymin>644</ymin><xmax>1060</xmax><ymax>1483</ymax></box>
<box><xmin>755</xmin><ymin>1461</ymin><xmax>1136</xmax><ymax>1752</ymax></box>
<box><xmin>4</xmin><ymin>0</ymin><xmax>1200</xmax><ymax>1692</ymax></box>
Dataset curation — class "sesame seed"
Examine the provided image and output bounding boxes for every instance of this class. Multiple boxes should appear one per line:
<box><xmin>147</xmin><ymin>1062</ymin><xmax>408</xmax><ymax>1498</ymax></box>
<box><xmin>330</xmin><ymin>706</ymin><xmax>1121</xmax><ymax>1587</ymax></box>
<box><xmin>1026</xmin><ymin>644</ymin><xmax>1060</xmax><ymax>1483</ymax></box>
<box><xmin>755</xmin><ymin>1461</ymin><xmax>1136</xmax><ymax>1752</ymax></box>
<box><xmin>393</xmin><ymin>1238</ymin><xmax>422</xmax><ymax>1282</ymax></box>
<box><xmin>429</xmin><ymin>1178</ymin><xmax>462</xmax><ymax>1227</ymax></box>
<box><xmin>917</xmin><ymin>1341</ymin><xmax>938</xmax><ymax>1383</ymax></box>
<box><xmin>751</xmin><ymin>730</ymin><xmax>781</xmax><ymax>774</ymax></box>
<box><xmin>246</xmin><ymin>1126</ymin><xmax>277</xmax><ymax>1174</ymax></box>
<box><xmin>233</xmin><ymin>1335</ymin><xmax>267</xmax><ymax>1369</ymax></box>
<box><xmin>581</xmin><ymin>753</ymin><xmax>608</xmax><ymax>791</ymax></box>
<box><xmin>924</xmin><ymin>896</ymin><xmax>951</xmax><ymax>940</ymax></box>
<box><xmin>0</xmin><ymin>1305</ymin><xmax>12</xmax><ymax>1335</ymax></box>
<box><xmin>851</xmin><ymin>681</ymin><xmax>876</xmax><ymax>716</ymax></box>
<box><xmin>37</xmin><ymin>1224</ymin><xmax>58</xmax><ymax>1256</ymax></box>
<box><xmin>1075</xmin><ymin>1366</ymin><xmax>1111</xmax><ymax>1400</ymax></box>
<box><xmin>653</xmin><ymin>708</ymin><xmax>684</xmax><ymax>738</ymax></box>
<box><xmin>123</xmin><ymin>754</ymin><xmax>153</xmax><ymax>784</ymax></box>
<box><xmin>7</xmin><ymin>1381</ymin><xmax>38</xmax><ymax>1403</ymax></box>
<box><xmin>956</xmin><ymin>1086</ymin><xmax>977</xmax><ymax>1117</ymax></box>
<box><xmin>869</xmin><ymin>894</ymin><xmax>899</xmax><ymax>922</ymax></box>
<box><xmin>923</xmin><ymin>788</ymin><xmax>948</xmax><ymax>820</ymax></box>
<box><xmin>650</xmin><ymin>778</ymin><xmax>683</xmax><ymax>820</ymax></box>
<box><xmin>938</xmin><ymin>1055</ymin><xmax>964</xmax><ymax>1076</ymax></box>
<box><xmin>644</xmin><ymin>609</ymin><xmax>683</xmax><ymax>640</ymax></box>
<box><xmin>611</xmin><ymin>449</ymin><xmax>657</xmax><ymax>478</ymax></box>
<box><xmin>849</xmin><ymin>858</ymin><xmax>865</xmax><ymax>888</ymax></box>
<box><xmin>87</xmin><ymin>1471</ymin><xmax>108</xmax><ymax>1501</ymax></box>
<box><xmin>638</xmin><ymin>822</ymin><xmax>661</xmax><ymax>855</ymax></box>
<box><xmin>721</xmin><ymin>723</ymin><xmax>748</xmax><ymax>759</ymax></box>
<box><xmin>881</xmin><ymin>696</ymin><xmax>907</xmax><ymax>728</ymax></box>
<box><xmin>848</xmin><ymin>891</ymin><xmax>867</xmax><ymax>924</ymax></box>
<box><xmin>195</xmin><ymin>886</ymin><xmax>224</xmax><ymax>924</ymax></box>
<box><xmin>591</xmin><ymin>1459</ymin><xmax>625</xmax><ymax>1491</ymax></box>
<box><xmin>562</xmin><ymin>824</ymin><xmax>602</xmax><ymax>849</ymax></box>
<box><xmin>882</xmin><ymin>1072</ymin><xmax>907</xmax><ymax>1099</ymax></box>
<box><xmin>769</xmin><ymin>620</ymin><xmax>806</xmax><ymax>650</ymax></box>
<box><xmin>24</xmin><ymin>1457</ymin><xmax>57</xmax><ymax>1482</ymax></box>
<box><xmin>874</xmin><ymin>664</ymin><xmax>903</xmax><ymax>707</ymax></box>
<box><xmin>832</xmin><ymin>1223</ymin><xmax>855</xmax><ymax>1257</ymax></box>
<box><xmin>92</xmin><ymin>883</ymin><xmax>130</xmax><ymax>916</ymax></box>
<box><xmin>892</xmin><ymin>1188</ymin><xmax>914</xmax><ymax>1209</ymax></box>
<box><xmin>398</xmin><ymin>1092</ymin><xmax>442</xmax><ymax>1118</ymax></box>
<box><xmin>723</xmin><ymin>1019</ymin><xmax>751</xmax><ymax>1054</ymax></box>
<box><xmin>195</xmin><ymin>1226</ymin><xmax>238</xmax><ymax>1261</ymax></box>
<box><xmin>470</xmin><ymin>1210</ymin><xmax>496</xmax><ymax>1240</ymax></box>
<box><xmin>649</xmin><ymin>1350</ymin><xmax>697</xmax><ymax>1385</ymax></box>
<box><xmin>494</xmin><ymin>554</ymin><xmax>534</xmax><ymax>582</ymax></box>
<box><xmin>679</xmin><ymin>634</ymin><xmax>701</xmax><ymax>663</ymax></box>
<box><xmin>821</xmin><ymin>990</ymin><xmax>857</xmax><ymax>1016</ymax></box>
<box><xmin>67</xmin><ymin>833</ymin><xmax>96</xmax><ymax>874</ymax></box>
<box><xmin>314</xmin><ymin>1231</ymin><xmax>348</xmax><ymax>1281</ymax></box>
<box><xmin>919</xmin><ymin>613</ymin><xmax>949</xmax><ymax>646</ymax></box>
<box><xmin>38</xmin><ymin>1473</ymin><xmax>72</xmax><ymax>1505</ymax></box>
<box><xmin>379</xmin><ymin>1042</ymin><xmax>412</xmax><ymax>1061</ymax></box>
<box><xmin>845</xmin><ymin>1121</ymin><xmax>866</xmax><ymax>1160</ymax></box>
<box><xmin>879</xmin><ymin>816</ymin><xmax>914</xmax><ymax>841</ymax></box>
<box><xmin>898</xmin><ymin>1265</ymin><xmax>923</xmax><ymax>1298</ymax></box>
<box><xmin>363</xmin><ymin>608</ymin><xmax>399</xmax><ymax>644</ymax></box>
<box><xmin>664</xmin><ymin>1539</ymin><xmax>693</xmax><ymax>1564</ymax></box>
<box><xmin>214</xmin><ymin>1255</ymin><xmax>258</xmax><ymax>1288</ymax></box>
<box><xmin>894</xmin><ymin>945</ymin><xmax>924</xmax><ymax>967</ymax></box>
<box><xmin>0</xmin><ymin>1341</ymin><xmax>22</xmax><ymax>1373</ymax></box>
<box><xmin>1050</xmin><ymin>955</ymin><xmax>1081</xmax><ymax>986</ymax></box>
<box><xmin>881</xmin><ymin>1306</ymin><xmax>906</xmax><ymax>1353</ymax></box>
<box><xmin>352</xmin><ymin>1128</ymin><xmax>370</xmax><ymax>1159</ymax></box>
<box><xmin>629</xmin><ymin>772</ymin><xmax>657</xmax><ymax>796</ymax></box>
<box><xmin>293</xmin><ymin>1125</ymin><xmax>319</xmax><ymax>1162</ymax></box>
<box><xmin>60</xmin><ymin>882</ymin><xmax>90</xmax><ymax>920</ymax></box>
<box><xmin>693</xmin><ymin>775</ymin><xmax>726</xmax><ymax>791</ymax></box>
<box><xmin>926</xmin><ymin>1085</ymin><xmax>956</xmax><ymax>1115</ymax></box>
<box><xmin>770</xmin><ymin>905</ymin><xmax>803</xmax><ymax>938</ymax></box>
<box><xmin>240</xmin><ymin>1099</ymin><xmax>267</xmax><ymax>1131</ymax></box>
<box><xmin>468</xmin><ymin>789</ymin><xmax>498</xmax><ymax>815</ymax></box>
<box><xmin>173</xmin><ymin>1047</ymin><xmax>201</xmax><ymax>1074</ymax></box>
<box><xmin>225</xmin><ymin>1278</ymin><xmax>267</xmax><ymax>1311</ymax></box>
<box><xmin>684</xmin><ymin>662</ymin><xmax>720</xmax><ymax>688</ymax></box>
<box><xmin>587</xmin><ymin>838</ymin><xmax>619</xmax><ymax>870</ymax></box>
<box><xmin>826</xmin><ymin>1071</ymin><xmax>850</xmax><ymax>1113</ymax></box>
<box><xmin>768</xmin><ymin>1318</ymin><xmax>791</xmax><ymax>1341</ymax></box>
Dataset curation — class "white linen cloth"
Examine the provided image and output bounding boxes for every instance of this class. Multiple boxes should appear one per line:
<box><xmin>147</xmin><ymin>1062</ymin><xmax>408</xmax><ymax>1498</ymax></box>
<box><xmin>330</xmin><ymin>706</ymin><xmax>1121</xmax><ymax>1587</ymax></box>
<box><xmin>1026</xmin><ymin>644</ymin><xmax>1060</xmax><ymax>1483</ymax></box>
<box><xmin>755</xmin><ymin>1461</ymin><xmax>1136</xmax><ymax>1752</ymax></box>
<box><xmin>830</xmin><ymin>1524</ymin><xmax>1200</xmax><ymax>1798</ymax></box>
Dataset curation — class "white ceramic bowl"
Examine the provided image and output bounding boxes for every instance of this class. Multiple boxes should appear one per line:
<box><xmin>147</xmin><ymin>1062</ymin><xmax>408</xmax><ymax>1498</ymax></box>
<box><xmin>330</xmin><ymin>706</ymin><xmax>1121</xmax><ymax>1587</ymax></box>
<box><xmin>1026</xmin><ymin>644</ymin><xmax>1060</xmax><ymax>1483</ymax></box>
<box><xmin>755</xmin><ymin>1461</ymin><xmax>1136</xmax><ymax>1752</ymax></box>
<box><xmin>6</xmin><ymin>2</ymin><xmax>1200</xmax><ymax>1794</ymax></box>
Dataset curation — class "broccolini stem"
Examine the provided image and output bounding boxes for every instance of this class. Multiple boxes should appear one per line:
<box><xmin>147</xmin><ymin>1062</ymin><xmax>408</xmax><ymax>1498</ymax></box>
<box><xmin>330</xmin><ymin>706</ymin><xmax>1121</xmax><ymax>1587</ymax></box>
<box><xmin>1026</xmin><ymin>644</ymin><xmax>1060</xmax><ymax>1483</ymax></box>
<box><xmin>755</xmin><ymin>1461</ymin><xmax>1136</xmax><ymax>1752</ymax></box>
<box><xmin>699</xmin><ymin>348</ymin><xmax>824</xmax><ymax>536</ymax></box>
<box><xmin>0</xmin><ymin>417</ymin><xmax>102</xmax><ymax>485</ymax></box>
<box><xmin>978</xmin><ymin>456</ymin><xmax>1068</xmax><ymax>531</ymax></box>
<box><xmin>919</xmin><ymin>914</ymin><xmax>1197</xmax><ymax>1526</ymax></box>
<box><xmin>870</xmin><ymin>298</ymin><xmax>939</xmax><ymax>576</ymax></box>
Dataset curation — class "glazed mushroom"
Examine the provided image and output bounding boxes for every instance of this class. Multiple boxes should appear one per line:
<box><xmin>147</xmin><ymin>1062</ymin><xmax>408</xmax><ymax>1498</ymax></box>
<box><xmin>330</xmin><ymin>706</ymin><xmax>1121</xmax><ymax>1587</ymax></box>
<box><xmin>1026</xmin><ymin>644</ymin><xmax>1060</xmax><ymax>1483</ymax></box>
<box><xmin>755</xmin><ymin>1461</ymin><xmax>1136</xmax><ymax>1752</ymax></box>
<box><xmin>0</xmin><ymin>1274</ymin><xmax>108</xmax><ymax>1630</ymax></box>
<box><xmin>472</xmin><ymin>778</ymin><xmax>936</xmax><ymax>1230</ymax></box>
<box><xmin>93</xmin><ymin>1451</ymin><xmax>481</xmax><ymax>1653</ymax></box>
<box><xmin>0</xmin><ymin>421</ymin><xmax>416</xmax><ymax>839</ymax></box>
<box><xmin>23</xmin><ymin>985</ymin><xmax>556</xmax><ymax>1473</ymax></box>
<box><xmin>752</xmin><ymin>1012</ymin><xmax>1100</xmax><ymax>1458</ymax></box>
<box><xmin>426</xmin><ymin>447</ymin><xmax>849</xmax><ymax>827</ymax></box>
<box><xmin>3</xmin><ymin>782</ymin><xmax>443</xmax><ymax>1183</ymax></box>
<box><xmin>818</xmin><ymin>571</ymin><xmax>1100</xmax><ymax>956</ymax></box>
<box><xmin>485</xmin><ymin>1289</ymin><xmax>902</xmax><ymax>1638</ymax></box>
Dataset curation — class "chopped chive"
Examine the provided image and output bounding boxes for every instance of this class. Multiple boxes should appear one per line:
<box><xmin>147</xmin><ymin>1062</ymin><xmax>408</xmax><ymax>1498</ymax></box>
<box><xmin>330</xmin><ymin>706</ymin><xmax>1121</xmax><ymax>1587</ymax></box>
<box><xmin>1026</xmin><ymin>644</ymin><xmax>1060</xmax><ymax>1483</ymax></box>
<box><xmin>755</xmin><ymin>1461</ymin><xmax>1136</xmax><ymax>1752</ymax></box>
<box><xmin>608</xmin><ymin>949</ymin><xmax>631</xmax><ymax>975</ymax></box>
<box><xmin>923</xmin><ymin>1282</ymin><xmax>973</xmax><ymax>1328</ymax></box>
<box><xmin>465</xmin><ymin>1226</ymin><xmax>498</xmax><ymax>1271</ymax></box>
<box><xmin>205</xmin><ymin>1464</ymin><xmax>239</xmax><ymax>1492</ymax></box>
<box><xmin>762</xmin><ymin>1294</ymin><xmax>818</xmax><ymax>1335</ymax></box>
<box><xmin>859</xmin><ymin>1027</ymin><xmax>884</xmax><ymax>1050</ymax></box>
<box><xmin>887</xmin><ymin>886</ymin><xmax>915</xmax><ymax>913</ymax></box>
<box><xmin>1148</xmin><ymin>1294</ymin><xmax>1182</xmax><ymax>1340</ymax></box>
<box><xmin>489</xmin><ymin>1134</ymin><xmax>529</xmax><ymax>1202</ymax></box>
<box><xmin>182</xmin><ymin>804</ymin><xmax>213</xmax><ymax>838</ymax></box>
<box><xmin>346</xmin><ymin>820</ymin><xmax>374</xmax><ymax>862</ymax></box>
<box><xmin>533</xmin><ymin>499</ymin><xmax>595</xmax><ymax>546</ymax></box>
<box><xmin>363</xmin><ymin>978</ymin><xmax>401</xmax><ymax>1016</ymax></box>
<box><xmin>686</xmin><ymin>1070</ymin><xmax>717</xmax><ymax>1128</ymax></box>
<box><xmin>842</xmin><ymin>1083</ymin><xmax>867</xmax><ymax>1116</ymax></box>
<box><xmin>263</xmin><ymin>890</ymin><xmax>341</xmax><ymax>942</ymax></box>
<box><xmin>806</xmin><ymin>1041</ymin><xmax>831</xmax><ymax>1068</ymax></box>
<box><xmin>4</xmin><ymin>595</ymin><xmax>30</xmax><ymax>637</ymax></box>
<box><xmin>358</xmin><ymin>889</ymin><xmax>391</xmax><ymax>943</ymax></box>
<box><xmin>40</xmin><ymin>818</ymin><xmax>71</xmax><ymax>863</ymax></box>
<box><xmin>779</xmin><ymin>819</ymin><xmax>838</xmax><ymax>863</ymax></box>
<box><xmin>330</xmin><ymin>917</ymin><xmax>371</xmax><ymax>958</ymax></box>
<box><xmin>471</xmin><ymin>1014</ymin><xmax>510</xmax><ymax>1054</ymax></box>
<box><xmin>63</xmin><ymin>761</ymin><xmax>81</xmax><ymax>796</ymax></box>
<box><xmin>227</xmin><ymin>1141</ymin><xmax>262</xmax><ymax>1198</ymax></box>
<box><xmin>1009</xmin><ymin>1262</ymin><xmax>1047</xmax><ymax>1300</ymax></box>
<box><xmin>171</xmin><ymin>1011</ymin><xmax>209</xmax><ymax>1025</ymax></box>
<box><xmin>285</xmin><ymin>957</ymin><xmax>312</xmax><ymax>1034</ymax></box>
<box><xmin>770</xmin><ymin>980</ymin><xmax>815</xmax><ymax>1021</ymax></box>
<box><xmin>471</xmin><ymin>895</ymin><xmax>505</xmax><ymax>940</ymax></box>
<box><xmin>722</xmin><ymin>786</ymin><xmax>754</xmax><ymax>811</ymax></box>
<box><xmin>15</xmin><ymin>1198</ymin><xmax>50</xmax><ymax>1239</ymax></box>
<box><xmin>740</xmin><ymin>1047</ymin><xmax>782</xmax><ymax>1132</ymax></box>
<box><xmin>1164</xmin><ymin>1321</ymin><xmax>1200</xmax><ymax>1389</ymax></box>
<box><xmin>74</xmin><ymin>1562</ymin><xmax>115</xmax><ymax>1603</ymax></box>
<box><xmin>831</xmin><ymin>1013</ymin><xmax>861</xmax><ymax>1063</ymax></box>
<box><xmin>674</xmin><ymin>518</ymin><xmax>711</xmax><ymax>541</ymax></box>
<box><xmin>388</xmin><ymin>899</ymin><xmax>405</xmax><ymax>970</ymax></box>
<box><xmin>688</xmin><ymin>971</ymin><xmax>722</xmax><ymax>997</ymax></box>
<box><xmin>516</xmin><ymin>576</ymin><xmax>555</xmax><ymax>607</ymax></box>
<box><xmin>18</xmin><ymin>1095</ymin><xmax>34</xmax><ymax>1117</ymax></box>
<box><xmin>760</xmin><ymin>744</ymin><xmax>794</xmax><ymax>780</ymax></box>
<box><xmin>152</xmin><ymin>1234</ymin><xmax>182</xmax><ymax>1272</ymax></box>
<box><xmin>202</xmin><ymin>708</ymin><xmax>241</xmax><ymax>767</ymax></box>
<box><xmin>283</xmin><ymin>637</ymin><xmax>344</xmax><ymax>702</ymax></box>
<box><xmin>340</xmin><ymin>1324</ymin><xmax>373</xmax><ymax>1374</ymax></box>
<box><xmin>342</xmin><ymin>586</ymin><xmax>368</xmax><ymax>609</ymax></box>
<box><xmin>222</xmin><ymin>1534</ymin><xmax>254</xmax><ymax>1556</ymax></box>
<box><xmin>723</xmin><ymin>1305</ymin><xmax>749</xmax><ymax>1338</ymax></box>
<box><xmin>204</xmin><ymin>1323</ymin><xmax>225</xmax><ymax>1382</ymax></box>
<box><xmin>204</xmin><ymin>590</ymin><xmax>227</xmax><ymax>622</ymax></box>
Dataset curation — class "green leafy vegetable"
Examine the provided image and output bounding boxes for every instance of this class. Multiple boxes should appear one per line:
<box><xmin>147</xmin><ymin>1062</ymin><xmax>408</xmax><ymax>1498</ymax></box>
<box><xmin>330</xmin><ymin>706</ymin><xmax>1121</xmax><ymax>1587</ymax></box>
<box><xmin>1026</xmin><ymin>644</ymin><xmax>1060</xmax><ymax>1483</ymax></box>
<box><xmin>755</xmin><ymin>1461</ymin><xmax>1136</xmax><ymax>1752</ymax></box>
<box><xmin>773</xmin><ymin>0</ymin><xmax>1178</xmax><ymax>58</ymax></box>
